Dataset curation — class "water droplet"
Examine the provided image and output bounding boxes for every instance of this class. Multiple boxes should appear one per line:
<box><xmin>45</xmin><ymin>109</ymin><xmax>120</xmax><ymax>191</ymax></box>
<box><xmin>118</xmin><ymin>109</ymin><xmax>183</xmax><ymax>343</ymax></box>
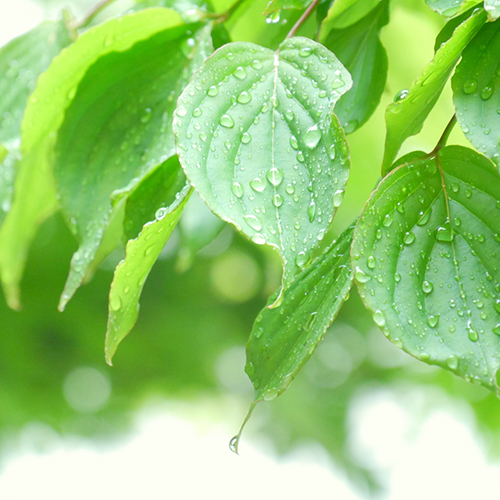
<box><xmin>437</xmin><ymin>225</ymin><xmax>453</xmax><ymax>242</ymax></box>
<box><xmin>404</xmin><ymin>232</ymin><xmax>415</xmax><ymax>245</ymax></box>
<box><xmin>333</xmin><ymin>189</ymin><xmax>344</xmax><ymax>208</ymax></box>
<box><xmin>234</xmin><ymin>66</ymin><xmax>247</xmax><ymax>80</ymax></box>
<box><xmin>285</xmin><ymin>110</ymin><xmax>294</xmax><ymax>121</ymax></box>
<box><xmin>299</xmin><ymin>47</ymin><xmax>312</xmax><ymax>57</ymax></box>
<box><xmin>422</xmin><ymin>280</ymin><xmax>434</xmax><ymax>294</ymax></box>
<box><xmin>267</xmin><ymin>167</ymin><xmax>284</xmax><ymax>186</ymax></box>
<box><xmin>285</xmin><ymin>184</ymin><xmax>295</xmax><ymax>194</ymax></box>
<box><xmin>304</xmin><ymin>124</ymin><xmax>321</xmax><ymax>149</ymax></box>
<box><xmin>266</xmin><ymin>11</ymin><xmax>280</xmax><ymax>24</ymax></box>
<box><xmin>446</xmin><ymin>355</ymin><xmax>459</xmax><ymax>370</ymax></box>
<box><xmin>251</xmin><ymin>234</ymin><xmax>266</xmax><ymax>245</ymax></box>
<box><xmin>354</xmin><ymin>267</ymin><xmax>371</xmax><ymax>283</ymax></box>
<box><xmin>232</xmin><ymin>181</ymin><xmax>244</xmax><ymax>198</ymax></box>
<box><xmin>467</xmin><ymin>324</ymin><xmax>478</xmax><ymax>342</ymax></box>
<box><xmin>263</xmin><ymin>388</ymin><xmax>278</xmax><ymax>401</ymax></box>
<box><xmin>367</xmin><ymin>256</ymin><xmax>376</xmax><ymax>269</ymax></box>
<box><xmin>331</xmin><ymin>77</ymin><xmax>345</xmax><ymax>89</ymax></box>
<box><xmin>463</xmin><ymin>79</ymin><xmax>477</xmax><ymax>94</ymax></box>
<box><xmin>273</xmin><ymin>194</ymin><xmax>283</xmax><ymax>207</ymax></box>
<box><xmin>242</xmin><ymin>132</ymin><xmax>252</xmax><ymax>144</ymax></box>
<box><xmin>219</xmin><ymin>114</ymin><xmax>235</xmax><ymax>128</ymax></box>
<box><xmin>155</xmin><ymin>207</ymin><xmax>168</xmax><ymax>219</ymax></box>
<box><xmin>480</xmin><ymin>85</ymin><xmax>493</xmax><ymax>100</ymax></box>
<box><xmin>251</xmin><ymin>60</ymin><xmax>263</xmax><ymax>70</ymax></box>
<box><xmin>417</xmin><ymin>210</ymin><xmax>431</xmax><ymax>226</ymax></box>
<box><xmin>296</xmin><ymin>251</ymin><xmax>307</xmax><ymax>267</ymax></box>
<box><xmin>110</xmin><ymin>297</ymin><xmax>121</xmax><ymax>311</ymax></box>
<box><xmin>383</xmin><ymin>213</ymin><xmax>393</xmax><ymax>227</ymax></box>
<box><xmin>495</xmin><ymin>300</ymin><xmax>500</xmax><ymax>313</ymax></box>
<box><xmin>229</xmin><ymin>436</ymin><xmax>239</xmax><ymax>454</ymax></box>
<box><xmin>237</xmin><ymin>91</ymin><xmax>251</xmax><ymax>104</ymax></box>
<box><xmin>176</xmin><ymin>105</ymin><xmax>187</xmax><ymax>117</ymax></box>
<box><xmin>493</xmin><ymin>324</ymin><xmax>500</xmax><ymax>336</ymax></box>
<box><xmin>308</xmin><ymin>200</ymin><xmax>316</xmax><ymax>222</ymax></box>
<box><xmin>244</xmin><ymin>214</ymin><xmax>263</xmax><ymax>231</ymax></box>
<box><xmin>250</xmin><ymin>177</ymin><xmax>265</xmax><ymax>192</ymax></box>
<box><xmin>394</xmin><ymin>89</ymin><xmax>409</xmax><ymax>102</ymax></box>
<box><xmin>290</xmin><ymin>136</ymin><xmax>299</xmax><ymax>150</ymax></box>
<box><xmin>427</xmin><ymin>315</ymin><xmax>439</xmax><ymax>328</ymax></box>
<box><xmin>208</xmin><ymin>85</ymin><xmax>219</xmax><ymax>96</ymax></box>
<box><xmin>373</xmin><ymin>310</ymin><xmax>386</xmax><ymax>327</ymax></box>
<box><xmin>192</xmin><ymin>107</ymin><xmax>202</xmax><ymax>117</ymax></box>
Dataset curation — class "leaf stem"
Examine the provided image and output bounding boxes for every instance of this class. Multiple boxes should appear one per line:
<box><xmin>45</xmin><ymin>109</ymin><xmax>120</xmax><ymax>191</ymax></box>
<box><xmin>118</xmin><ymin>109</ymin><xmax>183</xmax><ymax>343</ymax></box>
<box><xmin>430</xmin><ymin>114</ymin><xmax>457</xmax><ymax>156</ymax></box>
<box><xmin>75</xmin><ymin>0</ymin><xmax>118</xmax><ymax>30</ymax></box>
<box><xmin>286</xmin><ymin>0</ymin><xmax>320</xmax><ymax>39</ymax></box>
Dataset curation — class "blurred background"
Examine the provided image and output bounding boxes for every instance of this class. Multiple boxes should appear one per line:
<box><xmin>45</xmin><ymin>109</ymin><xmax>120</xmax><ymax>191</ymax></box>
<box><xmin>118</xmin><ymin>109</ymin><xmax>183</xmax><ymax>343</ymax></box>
<box><xmin>1</xmin><ymin>0</ymin><xmax>500</xmax><ymax>498</ymax></box>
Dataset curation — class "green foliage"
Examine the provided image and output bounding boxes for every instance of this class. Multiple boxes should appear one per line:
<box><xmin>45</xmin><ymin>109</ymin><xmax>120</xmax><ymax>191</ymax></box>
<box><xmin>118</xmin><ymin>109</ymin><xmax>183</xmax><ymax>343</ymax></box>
<box><xmin>2</xmin><ymin>0</ymin><xmax>500</xmax><ymax>457</ymax></box>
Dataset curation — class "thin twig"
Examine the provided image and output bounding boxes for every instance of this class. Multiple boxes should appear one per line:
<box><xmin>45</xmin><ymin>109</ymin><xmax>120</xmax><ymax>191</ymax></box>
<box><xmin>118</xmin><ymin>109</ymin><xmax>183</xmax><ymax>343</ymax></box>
<box><xmin>75</xmin><ymin>0</ymin><xmax>118</xmax><ymax>30</ymax></box>
<box><xmin>430</xmin><ymin>114</ymin><xmax>457</xmax><ymax>156</ymax></box>
<box><xmin>286</xmin><ymin>0</ymin><xmax>320</xmax><ymax>39</ymax></box>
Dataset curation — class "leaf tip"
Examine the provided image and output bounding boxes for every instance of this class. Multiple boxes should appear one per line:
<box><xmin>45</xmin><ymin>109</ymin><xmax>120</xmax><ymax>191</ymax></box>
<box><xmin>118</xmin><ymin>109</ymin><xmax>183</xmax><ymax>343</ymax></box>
<box><xmin>3</xmin><ymin>283</ymin><xmax>22</xmax><ymax>311</ymax></box>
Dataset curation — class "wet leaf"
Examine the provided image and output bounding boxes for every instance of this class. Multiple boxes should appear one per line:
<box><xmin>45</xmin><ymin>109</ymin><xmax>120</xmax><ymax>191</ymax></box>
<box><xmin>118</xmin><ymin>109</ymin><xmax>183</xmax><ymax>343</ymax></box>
<box><xmin>105</xmin><ymin>183</ymin><xmax>191</xmax><ymax>364</ymax></box>
<box><xmin>173</xmin><ymin>37</ymin><xmax>351</xmax><ymax>293</ymax></box>
<box><xmin>353</xmin><ymin>146</ymin><xmax>500</xmax><ymax>393</ymax></box>
<box><xmin>452</xmin><ymin>18</ymin><xmax>500</xmax><ymax>165</ymax></box>
<box><xmin>0</xmin><ymin>20</ymin><xmax>72</xmax><ymax>309</ymax></box>
<box><xmin>382</xmin><ymin>8</ymin><xmax>486</xmax><ymax>173</ymax></box>
<box><xmin>485</xmin><ymin>0</ymin><xmax>500</xmax><ymax>20</ymax></box>
<box><xmin>425</xmin><ymin>0</ymin><xmax>479</xmax><ymax>17</ymax></box>
<box><xmin>45</xmin><ymin>11</ymin><xmax>212</xmax><ymax>310</ymax></box>
<box><xmin>321</xmin><ymin>0</ymin><xmax>389</xmax><ymax>134</ymax></box>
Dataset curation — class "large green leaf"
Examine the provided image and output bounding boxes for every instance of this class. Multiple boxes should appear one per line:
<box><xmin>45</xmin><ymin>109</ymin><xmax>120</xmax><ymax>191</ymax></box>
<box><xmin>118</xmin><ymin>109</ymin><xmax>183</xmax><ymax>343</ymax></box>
<box><xmin>382</xmin><ymin>8</ymin><xmax>486</xmax><ymax>174</ymax></box>
<box><xmin>318</xmin><ymin>0</ymin><xmax>380</xmax><ymax>34</ymax></box>
<box><xmin>105</xmin><ymin>183</ymin><xmax>191</xmax><ymax>365</ymax></box>
<box><xmin>231</xmin><ymin>224</ymin><xmax>354</xmax><ymax>452</ymax></box>
<box><xmin>485</xmin><ymin>0</ymin><xmax>500</xmax><ymax>19</ymax></box>
<box><xmin>0</xmin><ymin>21</ymin><xmax>72</xmax><ymax>309</ymax></box>
<box><xmin>321</xmin><ymin>0</ymin><xmax>388</xmax><ymax>134</ymax></box>
<box><xmin>452</xmin><ymin>18</ymin><xmax>500</xmax><ymax>165</ymax></box>
<box><xmin>0</xmin><ymin>20</ymin><xmax>72</xmax><ymax>144</ymax></box>
<box><xmin>352</xmin><ymin>146</ymin><xmax>500</xmax><ymax>393</ymax></box>
<box><xmin>48</xmin><ymin>13</ymin><xmax>212</xmax><ymax>310</ymax></box>
<box><xmin>173</xmin><ymin>37</ymin><xmax>351</xmax><ymax>294</ymax></box>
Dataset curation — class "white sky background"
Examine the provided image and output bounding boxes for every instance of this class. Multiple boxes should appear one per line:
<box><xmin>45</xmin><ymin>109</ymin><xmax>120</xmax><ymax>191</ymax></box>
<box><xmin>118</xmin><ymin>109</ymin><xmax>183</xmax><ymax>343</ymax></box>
<box><xmin>1</xmin><ymin>1</ymin><xmax>500</xmax><ymax>499</ymax></box>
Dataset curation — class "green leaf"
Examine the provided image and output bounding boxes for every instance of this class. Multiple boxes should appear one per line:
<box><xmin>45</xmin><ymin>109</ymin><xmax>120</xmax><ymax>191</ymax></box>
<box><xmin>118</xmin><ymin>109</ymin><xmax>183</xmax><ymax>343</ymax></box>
<box><xmin>0</xmin><ymin>145</ymin><xmax>18</xmax><ymax>227</ymax></box>
<box><xmin>0</xmin><ymin>21</ymin><xmax>72</xmax><ymax>309</ymax></box>
<box><xmin>452</xmin><ymin>18</ymin><xmax>500</xmax><ymax>165</ymax></box>
<box><xmin>123</xmin><ymin>155</ymin><xmax>188</xmax><ymax>241</ymax></box>
<box><xmin>352</xmin><ymin>146</ymin><xmax>500</xmax><ymax>393</ymax></box>
<box><xmin>43</xmin><ymin>11</ymin><xmax>212</xmax><ymax>310</ymax></box>
<box><xmin>0</xmin><ymin>20</ymin><xmax>72</xmax><ymax>144</ymax></box>
<box><xmin>318</xmin><ymin>0</ymin><xmax>380</xmax><ymax>33</ymax></box>
<box><xmin>105</xmin><ymin>183</ymin><xmax>191</xmax><ymax>365</ymax></box>
<box><xmin>382</xmin><ymin>8</ymin><xmax>486</xmax><ymax>174</ymax></box>
<box><xmin>173</xmin><ymin>37</ymin><xmax>351</xmax><ymax>294</ymax></box>
<box><xmin>321</xmin><ymin>0</ymin><xmax>389</xmax><ymax>134</ymax></box>
<box><xmin>485</xmin><ymin>0</ymin><xmax>500</xmax><ymax>20</ymax></box>
<box><xmin>425</xmin><ymin>0</ymin><xmax>480</xmax><ymax>17</ymax></box>
<box><xmin>231</xmin><ymin>224</ymin><xmax>353</xmax><ymax>452</ymax></box>
<box><xmin>264</xmin><ymin>0</ymin><xmax>313</xmax><ymax>15</ymax></box>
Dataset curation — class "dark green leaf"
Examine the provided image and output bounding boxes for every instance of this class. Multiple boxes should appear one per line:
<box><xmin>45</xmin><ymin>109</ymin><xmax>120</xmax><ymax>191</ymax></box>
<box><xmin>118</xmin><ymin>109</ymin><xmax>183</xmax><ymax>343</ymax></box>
<box><xmin>452</xmin><ymin>18</ymin><xmax>500</xmax><ymax>165</ymax></box>
<box><xmin>231</xmin><ymin>224</ymin><xmax>354</xmax><ymax>452</ymax></box>
<box><xmin>247</xmin><ymin>225</ymin><xmax>353</xmax><ymax>401</ymax></box>
<box><xmin>322</xmin><ymin>0</ymin><xmax>389</xmax><ymax>134</ymax></box>
<box><xmin>51</xmin><ymin>12</ymin><xmax>212</xmax><ymax>310</ymax></box>
<box><xmin>105</xmin><ymin>184</ymin><xmax>191</xmax><ymax>364</ymax></box>
<box><xmin>173</xmin><ymin>37</ymin><xmax>351</xmax><ymax>295</ymax></box>
<box><xmin>382</xmin><ymin>8</ymin><xmax>486</xmax><ymax>174</ymax></box>
<box><xmin>353</xmin><ymin>146</ymin><xmax>500</xmax><ymax>393</ymax></box>
<box><xmin>264</xmin><ymin>0</ymin><xmax>312</xmax><ymax>15</ymax></box>
<box><xmin>319</xmin><ymin>0</ymin><xmax>380</xmax><ymax>33</ymax></box>
<box><xmin>123</xmin><ymin>155</ymin><xmax>188</xmax><ymax>241</ymax></box>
